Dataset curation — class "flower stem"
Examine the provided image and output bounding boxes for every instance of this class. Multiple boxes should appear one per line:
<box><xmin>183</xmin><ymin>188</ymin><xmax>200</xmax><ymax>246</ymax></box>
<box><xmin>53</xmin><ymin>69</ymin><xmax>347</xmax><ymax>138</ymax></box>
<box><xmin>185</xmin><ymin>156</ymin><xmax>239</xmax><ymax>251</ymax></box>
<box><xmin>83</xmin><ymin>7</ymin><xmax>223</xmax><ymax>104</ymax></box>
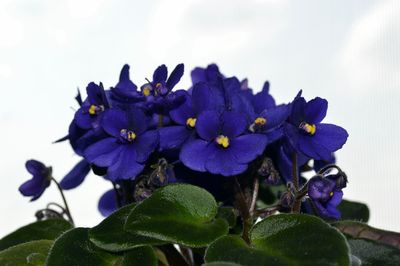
<box><xmin>249</xmin><ymin>177</ymin><xmax>259</xmax><ymax>216</ymax></box>
<box><xmin>233</xmin><ymin>176</ymin><xmax>251</xmax><ymax>244</ymax></box>
<box><xmin>51</xmin><ymin>178</ymin><xmax>74</xmax><ymax>226</ymax></box>
<box><xmin>291</xmin><ymin>153</ymin><xmax>301</xmax><ymax>213</ymax></box>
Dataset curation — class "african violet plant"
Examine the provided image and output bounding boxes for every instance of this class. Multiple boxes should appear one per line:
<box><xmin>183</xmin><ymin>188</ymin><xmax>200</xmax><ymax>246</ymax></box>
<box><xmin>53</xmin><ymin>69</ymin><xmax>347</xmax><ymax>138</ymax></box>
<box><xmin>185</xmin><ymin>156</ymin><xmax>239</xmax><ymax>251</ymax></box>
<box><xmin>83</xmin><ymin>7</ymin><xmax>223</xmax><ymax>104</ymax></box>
<box><xmin>1</xmin><ymin>63</ymin><xmax>400</xmax><ymax>266</ymax></box>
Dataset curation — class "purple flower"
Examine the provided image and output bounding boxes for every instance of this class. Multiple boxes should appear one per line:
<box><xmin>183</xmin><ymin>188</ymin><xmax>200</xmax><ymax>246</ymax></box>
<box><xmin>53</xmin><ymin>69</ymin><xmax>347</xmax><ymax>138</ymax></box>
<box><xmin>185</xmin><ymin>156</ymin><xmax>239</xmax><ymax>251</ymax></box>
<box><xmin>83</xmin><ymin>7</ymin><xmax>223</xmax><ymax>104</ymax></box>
<box><xmin>190</xmin><ymin>63</ymin><xmax>222</xmax><ymax>85</ymax></box>
<box><xmin>159</xmin><ymin>82</ymin><xmax>215</xmax><ymax>150</ymax></box>
<box><xmin>284</xmin><ymin>93</ymin><xmax>349</xmax><ymax>161</ymax></box>
<box><xmin>180</xmin><ymin>110</ymin><xmax>267</xmax><ymax>176</ymax></box>
<box><xmin>110</xmin><ymin>64</ymin><xmax>144</xmax><ymax>105</ymax></box>
<box><xmin>59</xmin><ymin>159</ymin><xmax>91</xmax><ymax>190</ymax></box>
<box><xmin>308</xmin><ymin>175</ymin><xmax>343</xmax><ymax>219</ymax></box>
<box><xmin>84</xmin><ymin>108</ymin><xmax>158</xmax><ymax>181</ymax></box>
<box><xmin>98</xmin><ymin>189</ymin><xmax>118</xmax><ymax>217</ymax></box>
<box><xmin>74</xmin><ymin>82</ymin><xmax>109</xmax><ymax>130</ymax></box>
<box><xmin>141</xmin><ymin>64</ymin><xmax>185</xmax><ymax>113</ymax></box>
<box><xmin>19</xmin><ymin>160</ymin><xmax>52</xmax><ymax>201</ymax></box>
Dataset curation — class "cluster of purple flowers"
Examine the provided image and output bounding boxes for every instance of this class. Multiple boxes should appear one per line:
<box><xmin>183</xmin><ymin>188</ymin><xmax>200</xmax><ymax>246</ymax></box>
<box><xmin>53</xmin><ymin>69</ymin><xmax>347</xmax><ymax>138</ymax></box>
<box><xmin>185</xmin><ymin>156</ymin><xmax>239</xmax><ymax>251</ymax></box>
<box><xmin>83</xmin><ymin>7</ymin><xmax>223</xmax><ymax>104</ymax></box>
<box><xmin>20</xmin><ymin>63</ymin><xmax>349</xmax><ymax>219</ymax></box>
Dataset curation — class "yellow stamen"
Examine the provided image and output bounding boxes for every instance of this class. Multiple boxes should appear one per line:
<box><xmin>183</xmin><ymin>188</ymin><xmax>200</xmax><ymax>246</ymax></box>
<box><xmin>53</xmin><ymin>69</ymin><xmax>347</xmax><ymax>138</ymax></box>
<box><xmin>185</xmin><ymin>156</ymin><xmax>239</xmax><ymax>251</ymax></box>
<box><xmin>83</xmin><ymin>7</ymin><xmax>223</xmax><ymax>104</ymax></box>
<box><xmin>186</xmin><ymin>117</ymin><xmax>197</xmax><ymax>128</ymax></box>
<box><xmin>143</xmin><ymin>87</ymin><xmax>151</xmax><ymax>96</ymax></box>
<box><xmin>300</xmin><ymin>122</ymin><xmax>316</xmax><ymax>135</ymax></box>
<box><xmin>216</xmin><ymin>135</ymin><xmax>230</xmax><ymax>148</ymax></box>
<box><xmin>89</xmin><ymin>105</ymin><xmax>97</xmax><ymax>115</ymax></box>
<box><xmin>155</xmin><ymin>82</ymin><xmax>162</xmax><ymax>88</ymax></box>
<box><xmin>254</xmin><ymin>117</ymin><xmax>267</xmax><ymax>125</ymax></box>
<box><xmin>127</xmin><ymin>131</ymin><xmax>136</xmax><ymax>141</ymax></box>
<box><xmin>329</xmin><ymin>191</ymin><xmax>334</xmax><ymax>197</ymax></box>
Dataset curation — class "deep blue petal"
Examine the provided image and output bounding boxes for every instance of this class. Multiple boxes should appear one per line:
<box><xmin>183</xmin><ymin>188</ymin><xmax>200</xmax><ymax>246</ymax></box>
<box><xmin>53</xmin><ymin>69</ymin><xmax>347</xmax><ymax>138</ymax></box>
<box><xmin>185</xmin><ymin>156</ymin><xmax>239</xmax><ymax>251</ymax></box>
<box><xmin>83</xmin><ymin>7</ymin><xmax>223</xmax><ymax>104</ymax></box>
<box><xmin>153</xmin><ymin>64</ymin><xmax>168</xmax><ymax>84</ymax></box>
<box><xmin>106</xmin><ymin>146</ymin><xmax>144</xmax><ymax>181</ymax></box>
<box><xmin>304</xmin><ymin>97</ymin><xmax>328</xmax><ymax>124</ymax></box>
<box><xmin>132</xmin><ymin>130</ymin><xmax>158</xmax><ymax>163</ymax></box>
<box><xmin>196</xmin><ymin>110</ymin><xmax>220</xmax><ymax>140</ymax></box>
<box><xmin>180</xmin><ymin>139</ymin><xmax>214</xmax><ymax>172</ymax></box>
<box><xmin>84</xmin><ymin>137</ymin><xmax>122</xmax><ymax>167</ymax></box>
<box><xmin>221</xmin><ymin>111</ymin><xmax>247</xmax><ymax>138</ymax></box>
<box><xmin>159</xmin><ymin>126</ymin><xmax>192</xmax><ymax>150</ymax></box>
<box><xmin>169</xmin><ymin>94</ymin><xmax>195</xmax><ymax>125</ymax></box>
<box><xmin>98</xmin><ymin>189</ymin><xmax>118</xmax><ymax>217</ymax></box>
<box><xmin>25</xmin><ymin>160</ymin><xmax>46</xmax><ymax>176</ymax></box>
<box><xmin>114</xmin><ymin>64</ymin><xmax>138</xmax><ymax>96</ymax></box>
<box><xmin>60</xmin><ymin>159</ymin><xmax>91</xmax><ymax>190</ymax></box>
<box><xmin>102</xmin><ymin>109</ymin><xmax>128</xmax><ymax>138</ymax></box>
<box><xmin>252</xmin><ymin>81</ymin><xmax>276</xmax><ymax>114</ymax></box>
<box><xmin>229</xmin><ymin>134</ymin><xmax>268</xmax><ymax>164</ymax></box>
<box><xmin>261</xmin><ymin>104</ymin><xmax>291</xmax><ymax>130</ymax></box>
<box><xmin>205</xmin><ymin>146</ymin><xmax>248</xmax><ymax>176</ymax></box>
<box><xmin>312</xmin><ymin>123</ymin><xmax>349</xmax><ymax>152</ymax></box>
<box><xmin>166</xmin><ymin>63</ymin><xmax>184</xmax><ymax>89</ymax></box>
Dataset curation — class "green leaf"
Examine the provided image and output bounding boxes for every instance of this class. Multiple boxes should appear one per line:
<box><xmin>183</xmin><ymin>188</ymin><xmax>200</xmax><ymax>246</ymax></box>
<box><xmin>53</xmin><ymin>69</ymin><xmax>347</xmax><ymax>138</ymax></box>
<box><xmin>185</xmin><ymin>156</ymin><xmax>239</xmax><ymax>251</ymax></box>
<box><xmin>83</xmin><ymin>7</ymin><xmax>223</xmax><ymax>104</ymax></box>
<box><xmin>348</xmin><ymin>238</ymin><xmax>400</xmax><ymax>266</ymax></box>
<box><xmin>205</xmin><ymin>214</ymin><xmax>351</xmax><ymax>266</ymax></box>
<box><xmin>216</xmin><ymin>206</ymin><xmax>237</xmax><ymax>229</ymax></box>
<box><xmin>333</xmin><ymin>221</ymin><xmax>400</xmax><ymax>249</ymax></box>
<box><xmin>0</xmin><ymin>219</ymin><xmax>72</xmax><ymax>251</ymax></box>
<box><xmin>89</xmin><ymin>203</ymin><xmax>165</xmax><ymax>252</ymax></box>
<box><xmin>338</xmin><ymin>200</ymin><xmax>369</xmax><ymax>222</ymax></box>
<box><xmin>0</xmin><ymin>240</ymin><xmax>53</xmax><ymax>266</ymax></box>
<box><xmin>120</xmin><ymin>246</ymin><xmax>157</xmax><ymax>266</ymax></box>
<box><xmin>46</xmin><ymin>227</ymin><xmax>159</xmax><ymax>266</ymax></box>
<box><xmin>125</xmin><ymin>184</ymin><xmax>229</xmax><ymax>247</ymax></box>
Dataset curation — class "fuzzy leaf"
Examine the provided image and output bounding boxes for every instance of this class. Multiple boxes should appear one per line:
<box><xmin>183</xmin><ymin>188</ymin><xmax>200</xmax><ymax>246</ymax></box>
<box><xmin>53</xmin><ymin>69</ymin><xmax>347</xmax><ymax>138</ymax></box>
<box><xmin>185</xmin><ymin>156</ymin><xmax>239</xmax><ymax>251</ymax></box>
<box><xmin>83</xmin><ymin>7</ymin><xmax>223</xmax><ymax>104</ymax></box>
<box><xmin>0</xmin><ymin>240</ymin><xmax>53</xmax><ymax>266</ymax></box>
<box><xmin>89</xmin><ymin>203</ymin><xmax>164</xmax><ymax>252</ymax></box>
<box><xmin>205</xmin><ymin>214</ymin><xmax>351</xmax><ymax>266</ymax></box>
<box><xmin>0</xmin><ymin>219</ymin><xmax>72</xmax><ymax>251</ymax></box>
<box><xmin>46</xmin><ymin>227</ymin><xmax>156</xmax><ymax>266</ymax></box>
<box><xmin>125</xmin><ymin>184</ymin><xmax>229</xmax><ymax>247</ymax></box>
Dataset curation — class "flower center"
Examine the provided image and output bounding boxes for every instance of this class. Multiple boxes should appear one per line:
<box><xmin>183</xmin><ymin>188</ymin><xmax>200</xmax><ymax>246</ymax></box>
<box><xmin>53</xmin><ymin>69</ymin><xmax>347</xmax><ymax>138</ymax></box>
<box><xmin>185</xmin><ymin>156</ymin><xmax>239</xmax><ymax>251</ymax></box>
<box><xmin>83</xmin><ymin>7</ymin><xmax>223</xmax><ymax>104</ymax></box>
<box><xmin>329</xmin><ymin>191</ymin><xmax>334</xmax><ymax>197</ymax></box>
<box><xmin>186</xmin><ymin>117</ymin><xmax>197</xmax><ymax>128</ymax></box>
<box><xmin>216</xmin><ymin>135</ymin><xmax>230</xmax><ymax>148</ymax></box>
<box><xmin>142</xmin><ymin>86</ymin><xmax>152</xmax><ymax>96</ymax></box>
<box><xmin>88</xmin><ymin>104</ymin><xmax>104</xmax><ymax>115</ymax></box>
<box><xmin>120</xmin><ymin>129</ymin><xmax>136</xmax><ymax>142</ymax></box>
<box><xmin>254</xmin><ymin>117</ymin><xmax>267</xmax><ymax>125</ymax></box>
<box><xmin>299</xmin><ymin>122</ymin><xmax>316</xmax><ymax>135</ymax></box>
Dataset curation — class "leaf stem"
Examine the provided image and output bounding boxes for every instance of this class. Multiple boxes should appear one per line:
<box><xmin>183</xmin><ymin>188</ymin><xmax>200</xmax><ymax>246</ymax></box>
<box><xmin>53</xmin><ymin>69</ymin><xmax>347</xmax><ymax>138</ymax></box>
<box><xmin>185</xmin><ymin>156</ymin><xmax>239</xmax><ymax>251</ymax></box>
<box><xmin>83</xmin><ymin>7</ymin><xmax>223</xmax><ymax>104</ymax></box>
<box><xmin>233</xmin><ymin>176</ymin><xmax>252</xmax><ymax>244</ymax></box>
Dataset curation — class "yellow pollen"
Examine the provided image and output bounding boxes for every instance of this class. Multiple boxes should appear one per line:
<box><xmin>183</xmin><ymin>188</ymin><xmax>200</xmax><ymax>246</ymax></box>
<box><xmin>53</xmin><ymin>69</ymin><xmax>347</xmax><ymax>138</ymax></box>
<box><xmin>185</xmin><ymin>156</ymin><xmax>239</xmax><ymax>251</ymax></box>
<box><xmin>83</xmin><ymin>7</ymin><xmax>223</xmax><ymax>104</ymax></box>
<box><xmin>186</xmin><ymin>117</ymin><xmax>197</xmax><ymax>128</ymax></box>
<box><xmin>329</xmin><ymin>191</ymin><xmax>334</xmax><ymax>197</ymax></box>
<box><xmin>88</xmin><ymin>105</ymin><xmax>97</xmax><ymax>115</ymax></box>
<box><xmin>254</xmin><ymin>117</ymin><xmax>267</xmax><ymax>125</ymax></box>
<box><xmin>216</xmin><ymin>135</ymin><xmax>230</xmax><ymax>148</ymax></box>
<box><xmin>155</xmin><ymin>83</ymin><xmax>162</xmax><ymax>88</ymax></box>
<box><xmin>143</xmin><ymin>87</ymin><xmax>151</xmax><ymax>96</ymax></box>
<box><xmin>302</xmin><ymin>122</ymin><xmax>316</xmax><ymax>135</ymax></box>
<box><xmin>128</xmin><ymin>131</ymin><xmax>136</xmax><ymax>141</ymax></box>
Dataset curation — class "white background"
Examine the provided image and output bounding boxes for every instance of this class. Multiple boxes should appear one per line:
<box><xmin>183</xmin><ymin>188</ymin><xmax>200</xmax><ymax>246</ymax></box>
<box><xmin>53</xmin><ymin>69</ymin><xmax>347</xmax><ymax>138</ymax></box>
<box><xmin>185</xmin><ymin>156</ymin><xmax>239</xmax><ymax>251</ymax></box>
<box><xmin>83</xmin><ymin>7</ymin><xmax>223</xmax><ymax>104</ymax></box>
<box><xmin>0</xmin><ymin>0</ymin><xmax>399</xmax><ymax>235</ymax></box>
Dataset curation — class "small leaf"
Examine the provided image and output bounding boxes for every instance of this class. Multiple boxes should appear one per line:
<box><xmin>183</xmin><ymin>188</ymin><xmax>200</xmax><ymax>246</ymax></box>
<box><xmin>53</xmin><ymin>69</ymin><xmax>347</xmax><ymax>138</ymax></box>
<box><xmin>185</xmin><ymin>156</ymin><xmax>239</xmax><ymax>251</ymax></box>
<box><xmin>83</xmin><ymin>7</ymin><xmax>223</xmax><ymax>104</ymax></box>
<box><xmin>205</xmin><ymin>214</ymin><xmax>351</xmax><ymax>266</ymax></box>
<box><xmin>348</xmin><ymin>238</ymin><xmax>400</xmax><ymax>266</ymax></box>
<box><xmin>216</xmin><ymin>206</ymin><xmax>237</xmax><ymax>229</ymax></box>
<box><xmin>0</xmin><ymin>219</ymin><xmax>72</xmax><ymax>251</ymax></box>
<box><xmin>89</xmin><ymin>203</ymin><xmax>164</xmax><ymax>252</ymax></box>
<box><xmin>120</xmin><ymin>246</ymin><xmax>157</xmax><ymax>266</ymax></box>
<box><xmin>333</xmin><ymin>221</ymin><xmax>400</xmax><ymax>249</ymax></box>
<box><xmin>125</xmin><ymin>184</ymin><xmax>229</xmax><ymax>247</ymax></box>
<box><xmin>338</xmin><ymin>200</ymin><xmax>369</xmax><ymax>222</ymax></box>
<box><xmin>0</xmin><ymin>240</ymin><xmax>53</xmax><ymax>266</ymax></box>
<box><xmin>46</xmin><ymin>228</ymin><xmax>120</xmax><ymax>266</ymax></box>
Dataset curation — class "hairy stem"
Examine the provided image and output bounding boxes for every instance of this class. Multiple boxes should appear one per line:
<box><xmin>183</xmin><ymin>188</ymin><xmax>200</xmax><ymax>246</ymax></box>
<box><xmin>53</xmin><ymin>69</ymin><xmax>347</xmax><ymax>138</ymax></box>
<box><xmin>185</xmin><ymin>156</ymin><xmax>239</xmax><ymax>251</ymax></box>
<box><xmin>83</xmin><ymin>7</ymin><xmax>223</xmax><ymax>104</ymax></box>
<box><xmin>233</xmin><ymin>176</ymin><xmax>252</xmax><ymax>244</ymax></box>
<box><xmin>291</xmin><ymin>153</ymin><xmax>301</xmax><ymax>213</ymax></box>
<box><xmin>51</xmin><ymin>178</ymin><xmax>74</xmax><ymax>225</ymax></box>
<box><xmin>249</xmin><ymin>177</ymin><xmax>259</xmax><ymax>216</ymax></box>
